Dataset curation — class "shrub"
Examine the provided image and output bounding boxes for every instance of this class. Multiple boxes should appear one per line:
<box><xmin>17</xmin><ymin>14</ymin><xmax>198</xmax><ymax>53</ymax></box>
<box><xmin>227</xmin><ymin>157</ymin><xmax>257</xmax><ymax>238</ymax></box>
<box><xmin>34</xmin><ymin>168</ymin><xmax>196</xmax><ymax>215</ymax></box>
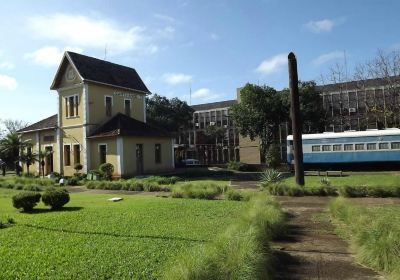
<box><xmin>74</xmin><ymin>163</ymin><xmax>83</xmax><ymax>173</ymax></box>
<box><xmin>227</xmin><ymin>161</ymin><xmax>249</xmax><ymax>171</ymax></box>
<box><xmin>142</xmin><ymin>176</ymin><xmax>180</xmax><ymax>185</ymax></box>
<box><xmin>12</xmin><ymin>192</ymin><xmax>41</xmax><ymax>212</ymax></box>
<box><xmin>339</xmin><ymin>185</ymin><xmax>368</xmax><ymax>197</ymax></box>
<box><xmin>99</xmin><ymin>163</ymin><xmax>114</xmax><ymax>180</ymax></box>
<box><xmin>14</xmin><ymin>183</ymin><xmax>24</xmax><ymax>190</ymax></box>
<box><xmin>225</xmin><ymin>189</ymin><xmax>243</xmax><ymax>201</ymax></box>
<box><xmin>320</xmin><ymin>176</ymin><xmax>331</xmax><ymax>186</ymax></box>
<box><xmin>260</xmin><ymin>169</ymin><xmax>284</xmax><ymax>187</ymax></box>
<box><xmin>266</xmin><ymin>144</ymin><xmax>281</xmax><ymax>169</ymax></box>
<box><xmin>171</xmin><ymin>182</ymin><xmax>227</xmax><ymax>200</ymax></box>
<box><xmin>23</xmin><ymin>185</ymin><xmax>42</xmax><ymax>192</ymax></box>
<box><xmin>69</xmin><ymin>176</ymin><xmax>84</xmax><ymax>186</ymax></box>
<box><xmin>42</xmin><ymin>188</ymin><xmax>70</xmax><ymax>210</ymax></box>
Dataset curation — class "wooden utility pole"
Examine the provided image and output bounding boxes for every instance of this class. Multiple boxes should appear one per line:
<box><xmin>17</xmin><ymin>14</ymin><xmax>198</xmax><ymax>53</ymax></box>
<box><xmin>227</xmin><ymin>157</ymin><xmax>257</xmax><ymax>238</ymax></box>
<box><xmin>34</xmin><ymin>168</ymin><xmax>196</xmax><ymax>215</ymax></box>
<box><xmin>288</xmin><ymin>52</ymin><xmax>305</xmax><ymax>186</ymax></box>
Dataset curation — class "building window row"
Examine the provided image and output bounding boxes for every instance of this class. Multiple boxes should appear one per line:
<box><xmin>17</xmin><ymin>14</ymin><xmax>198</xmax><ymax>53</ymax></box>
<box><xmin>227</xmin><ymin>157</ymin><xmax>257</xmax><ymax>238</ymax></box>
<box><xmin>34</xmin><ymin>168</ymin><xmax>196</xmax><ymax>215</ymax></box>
<box><xmin>104</xmin><ymin>96</ymin><xmax>132</xmax><ymax>117</ymax></box>
<box><xmin>97</xmin><ymin>143</ymin><xmax>163</xmax><ymax>166</ymax></box>
<box><xmin>311</xmin><ymin>142</ymin><xmax>400</xmax><ymax>152</ymax></box>
<box><xmin>64</xmin><ymin>144</ymin><xmax>81</xmax><ymax>166</ymax></box>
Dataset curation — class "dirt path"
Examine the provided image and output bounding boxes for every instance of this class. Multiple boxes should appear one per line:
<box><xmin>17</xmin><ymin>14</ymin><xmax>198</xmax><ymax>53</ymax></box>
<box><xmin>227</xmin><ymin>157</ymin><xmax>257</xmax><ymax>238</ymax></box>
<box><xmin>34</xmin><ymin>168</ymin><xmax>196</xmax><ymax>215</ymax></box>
<box><xmin>273</xmin><ymin>196</ymin><xmax>383</xmax><ymax>280</ymax></box>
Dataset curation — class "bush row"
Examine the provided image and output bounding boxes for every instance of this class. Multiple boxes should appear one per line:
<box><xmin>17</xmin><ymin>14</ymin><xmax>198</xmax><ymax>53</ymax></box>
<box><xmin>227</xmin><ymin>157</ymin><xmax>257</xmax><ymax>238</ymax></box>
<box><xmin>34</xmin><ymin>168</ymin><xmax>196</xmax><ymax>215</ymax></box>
<box><xmin>171</xmin><ymin>182</ymin><xmax>228</xmax><ymax>200</ymax></box>
<box><xmin>85</xmin><ymin>176</ymin><xmax>180</xmax><ymax>192</ymax></box>
<box><xmin>330</xmin><ymin>198</ymin><xmax>400</xmax><ymax>279</ymax></box>
<box><xmin>163</xmin><ymin>194</ymin><xmax>285</xmax><ymax>279</ymax></box>
<box><xmin>0</xmin><ymin>181</ymin><xmax>44</xmax><ymax>192</ymax></box>
<box><xmin>12</xmin><ymin>188</ymin><xmax>70</xmax><ymax>212</ymax></box>
<box><xmin>264</xmin><ymin>183</ymin><xmax>400</xmax><ymax>198</ymax></box>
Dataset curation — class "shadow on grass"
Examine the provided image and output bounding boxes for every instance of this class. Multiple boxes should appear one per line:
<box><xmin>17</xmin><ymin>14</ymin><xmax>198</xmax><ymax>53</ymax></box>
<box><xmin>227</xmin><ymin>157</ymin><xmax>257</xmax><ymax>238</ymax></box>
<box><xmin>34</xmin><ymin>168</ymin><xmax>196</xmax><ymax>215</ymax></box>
<box><xmin>24</xmin><ymin>207</ymin><xmax>84</xmax><ymax>214</ymax></box>
<box><xmin>20</xmin><ymin>223</ymin><xmax>207</xmax><ymax>243</ymax></box>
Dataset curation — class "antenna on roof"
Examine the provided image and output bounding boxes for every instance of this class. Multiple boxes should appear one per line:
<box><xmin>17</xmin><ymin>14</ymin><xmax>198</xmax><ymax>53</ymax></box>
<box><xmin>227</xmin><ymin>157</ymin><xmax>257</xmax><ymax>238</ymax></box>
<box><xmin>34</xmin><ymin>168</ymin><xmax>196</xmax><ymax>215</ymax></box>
<box><xmin>104</xmin><ymin>44</ymin><xmax>108</xmax><ymax>60</ymax></box>
<box><xmin>189</xmin><ymin>83</ymin><xmax>192</xmax><ymax>105</ymax></box>
<box><xmin>344</xmin><ymin>50</ymin><xmax>349</xmax><ymax>92</ymax></box>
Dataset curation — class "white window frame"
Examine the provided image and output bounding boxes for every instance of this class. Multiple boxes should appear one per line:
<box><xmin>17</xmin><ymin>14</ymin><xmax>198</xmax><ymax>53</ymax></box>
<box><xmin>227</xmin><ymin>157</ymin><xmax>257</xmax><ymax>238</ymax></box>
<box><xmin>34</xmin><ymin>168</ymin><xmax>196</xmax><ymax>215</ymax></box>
<box><xmin>65</xmin><ymin>94</ymin><xmax>79</xmax><ymax>118</ymax></box>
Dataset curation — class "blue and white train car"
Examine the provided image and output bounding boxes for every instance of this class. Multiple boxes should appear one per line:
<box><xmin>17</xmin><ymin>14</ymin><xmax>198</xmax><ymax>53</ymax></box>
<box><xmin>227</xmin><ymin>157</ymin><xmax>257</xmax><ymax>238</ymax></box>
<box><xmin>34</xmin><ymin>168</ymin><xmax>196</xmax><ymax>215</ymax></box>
<box><xmin>287</xmin><ymin>129</ymin><xmax>400</xmax><ymax>165</ymax></box>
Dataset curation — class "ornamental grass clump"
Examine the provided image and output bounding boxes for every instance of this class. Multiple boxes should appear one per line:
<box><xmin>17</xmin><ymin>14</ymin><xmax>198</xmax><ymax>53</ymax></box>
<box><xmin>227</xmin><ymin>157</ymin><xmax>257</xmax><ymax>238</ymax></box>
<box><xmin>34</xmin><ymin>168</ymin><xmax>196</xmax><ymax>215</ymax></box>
<box><xmin>330</xmin><ymin>198</ymin><xmax>400</xmax><ymax>279</ymax></box>
<box><xmin>12</xmin><ymin>192</ymin><xmax>42</xmax><ymax>212</ymax></box>
<box><xmin>163</xmin><ymin>194</ymin><xmax>285</xmax><ymax>279</ymax></box>
<box><xmin>171</xmin><ymin>182</ymin><xmax>228</xmax><ymax>200</ymax></box>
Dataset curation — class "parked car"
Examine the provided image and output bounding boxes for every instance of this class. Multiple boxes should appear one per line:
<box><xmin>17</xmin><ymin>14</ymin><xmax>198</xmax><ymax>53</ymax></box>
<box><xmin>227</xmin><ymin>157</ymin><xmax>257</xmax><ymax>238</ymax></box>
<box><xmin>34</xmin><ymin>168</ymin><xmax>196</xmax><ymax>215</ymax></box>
<box><xmin>183</xmin><ymin>159</ymin><xmax>200</xmax><ymax>166</ymax></box>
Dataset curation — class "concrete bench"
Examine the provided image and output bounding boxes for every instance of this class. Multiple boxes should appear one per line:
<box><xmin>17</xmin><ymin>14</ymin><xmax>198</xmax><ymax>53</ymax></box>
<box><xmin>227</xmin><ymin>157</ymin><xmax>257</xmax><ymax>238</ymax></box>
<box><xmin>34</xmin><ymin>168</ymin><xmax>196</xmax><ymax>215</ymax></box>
<box><xmin>326</xmin><ymin>170</ymin><xmax>343</xmax><ymax>177</ymax></box>
<box><xmin>304</xmin><ymin>170</ymin><xmax>322</xmax><ymax>176</ymax></box>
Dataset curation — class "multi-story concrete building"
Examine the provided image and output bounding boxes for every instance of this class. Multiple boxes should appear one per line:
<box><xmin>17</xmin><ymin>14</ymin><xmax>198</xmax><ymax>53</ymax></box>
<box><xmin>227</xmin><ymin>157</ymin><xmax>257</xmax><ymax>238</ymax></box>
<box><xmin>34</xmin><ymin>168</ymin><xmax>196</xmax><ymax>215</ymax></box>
<box><xmin>319</xmin><ymin>77</ymin><xmax>400</xmax><ymax>132</ymax></box>
<box><xmin>18</xmin><ymin>52</ymin><xmax>174</xmax><ymax>177</ymax></box>
<box><xmin>179</xmin><ymin>77</ymin><xmax>400</xmax><ymax>165</ymax></box>
<box><xmin>175</xmin><ymin>100</ymin><xmax>240</xmax><ymax>164</ymax></box>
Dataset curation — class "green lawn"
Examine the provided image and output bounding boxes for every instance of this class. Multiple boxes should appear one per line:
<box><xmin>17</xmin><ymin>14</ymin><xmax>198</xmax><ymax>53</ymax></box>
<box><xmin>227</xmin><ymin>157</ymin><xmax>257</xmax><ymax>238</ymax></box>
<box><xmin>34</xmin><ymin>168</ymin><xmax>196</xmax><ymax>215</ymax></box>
<box><xmin>0</xmin><ymin>188</ymin><xmax>247</xmax><ymax>279</ymax></box>
<box><xmin>282</xmin><ymin>172</ymin><xmax>400</xmax><ymax>187</ymax></box>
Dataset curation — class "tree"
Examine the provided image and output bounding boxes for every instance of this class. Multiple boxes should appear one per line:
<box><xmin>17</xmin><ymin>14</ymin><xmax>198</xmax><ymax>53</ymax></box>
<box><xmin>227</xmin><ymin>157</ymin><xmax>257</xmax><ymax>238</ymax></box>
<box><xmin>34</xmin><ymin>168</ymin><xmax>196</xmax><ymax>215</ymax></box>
<box><xmin>354</xmin><ymin>49</ymin><xmax>400</xmax><ymax>128</ymax></box>
<box><xmin>204</xmin><ymin>125</ymin><xmax>226</xmax><ymax>144</ymax></box>
<box><xmin>20</xmin><ymin>146</ymin><xmax>37</xmax><ymax>176</ymax></box>
<box><xmin>146</xmin><ymin>94</ymin><xmax>194</xmax><ymax>135</ymax></box>
<box><xmin>0</xmin><ymin>119</ymin><xmax>28</xmax><ymax>138</ymax></box>
<box><xmin>298</xmin><ymin>81</ymin><xmax>326</xmax><ymax>133</ymax></box>
<box><xmin>0</xmin><ymin>132</ymin><xmax>29</xmax><ymax>171</ymax></box>
<box><xmin>231</xmin><ymin>84</ymin><xmax>289</xmax><ymax>162</ymax></box>
<box><xmin>38</xmin><ymin>150</ymin><xmax>52</xmax><ymax>178</ymax></box>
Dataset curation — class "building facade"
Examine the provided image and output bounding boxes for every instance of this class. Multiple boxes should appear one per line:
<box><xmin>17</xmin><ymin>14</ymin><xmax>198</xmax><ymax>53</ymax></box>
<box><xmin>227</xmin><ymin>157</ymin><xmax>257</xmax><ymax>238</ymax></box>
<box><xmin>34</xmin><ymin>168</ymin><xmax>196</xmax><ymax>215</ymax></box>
<box><xmin>175</xmin><ymin>100</ymin><xmax>240</xmax><ymax>164</ymax></box>
<box><xmin>19</xmin><ymin>52</ymin><xmax>174</xmax><ymax>177</ymax></box>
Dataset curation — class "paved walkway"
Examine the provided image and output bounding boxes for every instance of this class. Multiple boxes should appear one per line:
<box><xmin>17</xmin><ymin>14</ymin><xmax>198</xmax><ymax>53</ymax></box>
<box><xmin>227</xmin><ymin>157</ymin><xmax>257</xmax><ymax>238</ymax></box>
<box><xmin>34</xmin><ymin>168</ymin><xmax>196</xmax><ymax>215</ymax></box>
<box><xmin>273</xmin><ymin>196</ymin><xmax>383</xmax><ymax>280</ymax></box>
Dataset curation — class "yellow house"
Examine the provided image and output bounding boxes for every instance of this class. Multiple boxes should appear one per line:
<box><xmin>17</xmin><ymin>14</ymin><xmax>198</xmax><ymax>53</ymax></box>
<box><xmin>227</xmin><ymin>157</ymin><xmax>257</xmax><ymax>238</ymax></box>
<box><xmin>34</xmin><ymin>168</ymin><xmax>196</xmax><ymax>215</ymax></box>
<box><xmin>19</xmin><ymin>52</ymin><xmax>174</xmax><ymax>177</ymax></box>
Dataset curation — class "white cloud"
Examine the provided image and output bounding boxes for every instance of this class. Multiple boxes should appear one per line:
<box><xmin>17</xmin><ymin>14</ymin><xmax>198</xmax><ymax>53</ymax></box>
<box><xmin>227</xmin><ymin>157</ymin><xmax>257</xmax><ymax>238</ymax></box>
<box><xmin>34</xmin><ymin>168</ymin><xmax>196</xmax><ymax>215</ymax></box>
<box><xmin>192</xmin><ymin>88</ymin><xmax>220</xmax><ymax>101</ymax></box>
<box><xmin>0</xmin><ymin>62</ymin><xmax>15</xmax><ymax>70</ymax></box>
<box><xmin>162</xmin><ymin>73</ymin><xmax>192</xmax><ymax>85</ymax></box>
<box><xmin>210</xmin><ymin>33</ymin><xmax>220</xmax><ymax>40</ymax></box>
<box><xmin>305</xmin><ymin>18</ymin><xmax>345</xmax><ymax>33</ymax></box>
<box><xmin>28</xmin><ymin>14</ymin><xmax>148</xmax><ymax>54</ymax></box>
<box><xmin>256</xmin><ymin>53</ymin><xmax>287</xmax><ymax>75</ymax></box>
<box><xmin>157</xmin><ymin>26</ymin><xmax>175</xmax><ymax>39</ymax></box>
<box><xmin>25</xmin><ymin>46</ymin><xmax>83</xmax><ymax>67</ymax></box>
<box><xmin>313</xmin><ymin>51</ymin><xmax>344</xmax><ymax>66</ymax></box>
<box><xmin>153</xmin><ymin>13</ymin><xmax>175</xmax><ymax>23</ymax></box>
<box><xmin>0</xmin><ymin>74</ymin><xmax>17</xmax><ymax>91</ymax></box>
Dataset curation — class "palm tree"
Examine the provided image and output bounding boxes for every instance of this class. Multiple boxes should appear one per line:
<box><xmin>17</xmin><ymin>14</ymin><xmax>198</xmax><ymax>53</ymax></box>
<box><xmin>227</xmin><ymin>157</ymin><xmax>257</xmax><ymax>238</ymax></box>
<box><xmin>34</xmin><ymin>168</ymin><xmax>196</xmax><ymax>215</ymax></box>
<box><xmin>38</xmin><ymin>150</ymin><xmax>52</xmax><ymax>178</ymax></box>
<box><xmin>20</xmin><ymin>147</ymin><xmax>37</xmax><ymax>176</ymax></box>
<box><xmin>0</xmin><ymin>132</ymin><xmax>30</xmax><ymax>175</ymax></box>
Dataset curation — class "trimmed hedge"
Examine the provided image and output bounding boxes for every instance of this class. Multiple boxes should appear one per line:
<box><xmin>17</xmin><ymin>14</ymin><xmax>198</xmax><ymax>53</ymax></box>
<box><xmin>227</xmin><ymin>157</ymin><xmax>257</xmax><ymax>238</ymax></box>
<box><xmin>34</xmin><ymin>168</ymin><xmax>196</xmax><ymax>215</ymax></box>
<box><xmin>12</xmin><ymin>192</ymin><xmax>42</xmax><ymax>212</ymax></box>
<box><xmin>42</xmin><ymin>188</ymin><xmax>70</xmax><ymax>209</ymax></box>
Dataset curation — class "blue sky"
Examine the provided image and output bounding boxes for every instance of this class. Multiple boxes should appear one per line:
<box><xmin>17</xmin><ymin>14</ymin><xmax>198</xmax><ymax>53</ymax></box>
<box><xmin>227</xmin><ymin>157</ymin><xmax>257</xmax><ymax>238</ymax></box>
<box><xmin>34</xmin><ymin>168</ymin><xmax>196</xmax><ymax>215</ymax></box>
<box><xmin>1</xmin><ymin>0</ymin><xmax>400</xmax><ymax>123</ymax></box>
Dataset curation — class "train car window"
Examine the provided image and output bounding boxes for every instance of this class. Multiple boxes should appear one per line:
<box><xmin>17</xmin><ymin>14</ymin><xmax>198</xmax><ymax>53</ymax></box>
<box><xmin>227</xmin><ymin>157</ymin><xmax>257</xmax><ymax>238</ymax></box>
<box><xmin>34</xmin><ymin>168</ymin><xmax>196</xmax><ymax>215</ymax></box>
<box><xmin>344</xmin><ymin>144</ymin><xmax>354</xmax><ymax>151</ymax></box>
<box><xmin>333</xmin><ymin>144</ymin><xmax>342</xmax><ymax>151</ymax></box>
<box><xmin>322</xmin><ymin>145</ymin><xmax>331</xmax><ymax>151</ymax></box>
<box><xmin>379</xmin><ymin>143</ymin><xmax>389</xmax><ymax>149</ymax></box>
<box><xmin>391</xmin><ymin>142</ymin><xmax>400</xmax><ymax>149</ymax></box>
<box><xmin>355</xmin><ymin>144</ymin><xmax>365</xmax><ymax>150</ymax></box>
<box><xmin>367</xmin><ymin>143</ymin><xmax>376</xmax><ymax>150</ymax></box>
<box><xmin>312</xmin><ymin>145</ymin><xmax>321</xmax><ymax>152</ymax></box>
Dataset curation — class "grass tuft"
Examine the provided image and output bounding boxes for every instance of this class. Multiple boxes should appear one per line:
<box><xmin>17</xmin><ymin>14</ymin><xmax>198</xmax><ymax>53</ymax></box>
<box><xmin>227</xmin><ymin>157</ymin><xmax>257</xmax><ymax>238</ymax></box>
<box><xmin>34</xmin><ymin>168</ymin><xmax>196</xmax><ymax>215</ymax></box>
<box><xmin>163</xmin><ymin>194</ymin><xmax>285</xmax><ymax>279</ymax></box>
<box><xmin>330</xmin><ymin>197</ymin><xmax>400</xmax><ymax>279</ymax></box>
